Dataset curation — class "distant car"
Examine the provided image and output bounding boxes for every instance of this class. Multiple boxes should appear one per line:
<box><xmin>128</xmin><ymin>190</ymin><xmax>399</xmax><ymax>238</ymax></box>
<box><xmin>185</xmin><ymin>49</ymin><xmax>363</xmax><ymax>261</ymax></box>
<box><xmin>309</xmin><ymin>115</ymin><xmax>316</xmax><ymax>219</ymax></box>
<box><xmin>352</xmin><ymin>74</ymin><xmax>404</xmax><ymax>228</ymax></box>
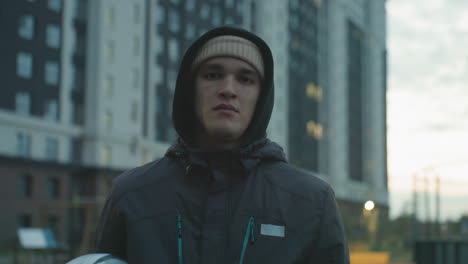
<box><xmin>66</xmin><ymin>254</ymin><xmax>127</xmax><ymax>264</ymax></box>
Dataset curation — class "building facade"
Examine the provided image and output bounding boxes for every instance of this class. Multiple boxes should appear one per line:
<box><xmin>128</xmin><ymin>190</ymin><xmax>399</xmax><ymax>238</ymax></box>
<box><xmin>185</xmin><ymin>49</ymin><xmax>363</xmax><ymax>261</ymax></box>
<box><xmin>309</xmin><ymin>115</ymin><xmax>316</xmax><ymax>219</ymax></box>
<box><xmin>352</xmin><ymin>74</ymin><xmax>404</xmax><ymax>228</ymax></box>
<box><xmin>0</xmin><ymin>0</ymin><xmax>388</xmax><ymax>248</ymax></box>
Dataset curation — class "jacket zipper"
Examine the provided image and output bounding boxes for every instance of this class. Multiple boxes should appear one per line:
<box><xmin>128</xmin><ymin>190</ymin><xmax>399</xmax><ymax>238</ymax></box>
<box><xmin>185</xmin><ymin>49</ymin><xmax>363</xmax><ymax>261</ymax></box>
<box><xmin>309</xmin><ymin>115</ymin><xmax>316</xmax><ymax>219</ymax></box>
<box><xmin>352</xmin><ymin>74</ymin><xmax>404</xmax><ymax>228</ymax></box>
<box><xmin>239</xmin><ymin>216</ymin><xmax>255</xmax><ymax>264</ymax></box>
<box><xmin>177</xmin><ymin>213</ymin><xmax>183</xmax><ymax>264</ymax></box>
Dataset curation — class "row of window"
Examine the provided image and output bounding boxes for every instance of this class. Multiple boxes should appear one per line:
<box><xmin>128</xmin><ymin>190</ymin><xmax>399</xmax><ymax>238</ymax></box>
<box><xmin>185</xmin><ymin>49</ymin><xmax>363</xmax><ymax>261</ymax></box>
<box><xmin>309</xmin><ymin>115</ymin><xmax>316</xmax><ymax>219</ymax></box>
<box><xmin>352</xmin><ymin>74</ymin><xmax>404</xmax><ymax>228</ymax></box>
<box><xmin>18</xmin><ymin>15</ymin><xmax>61</xmax><ymax>48</ymax></box>
<box><xmin>105</xmin><ymin>3</ymin><xmax>141</xmax><ymax>29</ymax></box>
<box><xmin>15</xmin><ymin>92</ymin><xmax>58</xmax><ymax>120</ymax></box>
<box><xmin>17</xmin><ymin>52</ymin><xmax>60</xmax><ymax>85</ymax></box>
<box><xmin>17</xmin><ymin>133</ymin><xmax>59</xmax><ymax>161</ymax></box>
<box><xmin>18</xmin><ymin>173</ymin><xmax>61</xmax><ymax>199</ymax></box>
<box><xmin>162</xmin><ymin>6</ymin><xmax>238</xmax><ymax>34</ymax></box>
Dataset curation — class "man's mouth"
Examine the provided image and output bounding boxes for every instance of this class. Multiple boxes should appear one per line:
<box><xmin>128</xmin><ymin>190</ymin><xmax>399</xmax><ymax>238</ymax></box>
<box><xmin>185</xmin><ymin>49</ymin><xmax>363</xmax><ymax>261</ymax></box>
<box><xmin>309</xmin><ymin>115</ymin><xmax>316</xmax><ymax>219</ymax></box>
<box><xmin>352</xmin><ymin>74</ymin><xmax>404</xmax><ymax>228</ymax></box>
<box><xmin>213</xmin><ymin>104</ymin><xmax>239</xmax><ymax>113</ymax></box>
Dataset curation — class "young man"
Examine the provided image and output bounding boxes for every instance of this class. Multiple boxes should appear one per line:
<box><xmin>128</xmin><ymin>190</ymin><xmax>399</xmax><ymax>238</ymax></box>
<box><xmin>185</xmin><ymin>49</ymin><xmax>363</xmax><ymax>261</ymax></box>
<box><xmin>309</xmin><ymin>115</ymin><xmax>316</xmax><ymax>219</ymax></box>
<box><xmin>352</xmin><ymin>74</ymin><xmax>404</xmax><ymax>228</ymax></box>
<box><xmin>95</xmin><ymin>26</ymin><xmax>349</xmax><ymax>264</ymax></box>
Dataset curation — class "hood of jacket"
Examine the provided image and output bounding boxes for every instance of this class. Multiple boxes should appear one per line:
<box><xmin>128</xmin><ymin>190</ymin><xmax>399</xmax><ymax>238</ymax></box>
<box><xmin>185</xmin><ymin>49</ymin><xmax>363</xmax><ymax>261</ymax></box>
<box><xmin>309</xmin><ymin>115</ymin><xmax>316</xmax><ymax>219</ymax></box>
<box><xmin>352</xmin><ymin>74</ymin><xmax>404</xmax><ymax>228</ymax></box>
<box><xmin>172</xmin><ymin>26</ymin><xmax>275</xmax><ymax>148</ymax></box>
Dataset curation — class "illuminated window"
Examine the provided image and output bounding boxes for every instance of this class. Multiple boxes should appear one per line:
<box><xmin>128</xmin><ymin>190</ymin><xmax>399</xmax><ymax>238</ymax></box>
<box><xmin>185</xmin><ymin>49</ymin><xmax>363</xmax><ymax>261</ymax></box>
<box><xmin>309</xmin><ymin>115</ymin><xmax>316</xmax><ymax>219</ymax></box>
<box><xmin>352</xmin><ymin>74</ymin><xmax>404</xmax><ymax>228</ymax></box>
<box><xmin>102</xmin><ymin>146</ymin><xmax>112</xmax><ymax>166</ymax></box>
<box><xmin>306</xmin><ymin>120</ymin><xmax>323</xmax><ymax>139</ymax></box>
<box><xmin>18</xmin><ymin>15</ymin><xmax>34</xmax><ymax>40</ymax></box>
<box><xmin>306</xmin><ymin>83</ymin><xmax>322</xmax><ymax>101</ymax></box>
<box><xmin>17</xmin><ymin>52</ymin><xmax>33</xmax><ymax>79</ymax></box>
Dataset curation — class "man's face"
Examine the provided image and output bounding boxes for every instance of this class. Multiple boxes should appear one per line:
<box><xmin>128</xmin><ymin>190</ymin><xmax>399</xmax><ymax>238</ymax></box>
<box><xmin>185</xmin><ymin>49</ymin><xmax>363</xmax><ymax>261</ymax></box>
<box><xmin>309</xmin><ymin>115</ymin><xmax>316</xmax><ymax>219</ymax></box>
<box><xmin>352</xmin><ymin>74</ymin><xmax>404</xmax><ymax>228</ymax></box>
<box><xmin>194</xmin><ymin>56</ymin><xmax>261</xmax><ymax>148</ymax></box>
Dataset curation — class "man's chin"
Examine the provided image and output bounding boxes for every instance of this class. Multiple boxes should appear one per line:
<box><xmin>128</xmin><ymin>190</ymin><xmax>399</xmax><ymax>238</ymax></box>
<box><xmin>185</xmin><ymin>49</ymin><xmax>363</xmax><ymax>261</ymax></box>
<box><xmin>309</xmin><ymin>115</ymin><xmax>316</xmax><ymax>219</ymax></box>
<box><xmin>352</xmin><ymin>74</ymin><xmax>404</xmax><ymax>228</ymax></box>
<box><xmin>206</xmin><ymin>127</ymin><xmax>244</xmax><ymax>143</ymax></box>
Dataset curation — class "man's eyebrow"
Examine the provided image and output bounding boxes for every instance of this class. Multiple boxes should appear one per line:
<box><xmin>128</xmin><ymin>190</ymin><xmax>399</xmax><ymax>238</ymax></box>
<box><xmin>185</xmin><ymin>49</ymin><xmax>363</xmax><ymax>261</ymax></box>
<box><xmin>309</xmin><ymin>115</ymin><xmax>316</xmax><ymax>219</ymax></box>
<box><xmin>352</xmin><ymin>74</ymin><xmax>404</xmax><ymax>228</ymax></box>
<box><xmin>239</xmin><ymin>68</ymin><xmax>258</xmax><ymax>76</ymax></box>
<box><xmin>200</xmin><ymin>63</ymin><xmax>224</xmax><ymax>71</ymax></box>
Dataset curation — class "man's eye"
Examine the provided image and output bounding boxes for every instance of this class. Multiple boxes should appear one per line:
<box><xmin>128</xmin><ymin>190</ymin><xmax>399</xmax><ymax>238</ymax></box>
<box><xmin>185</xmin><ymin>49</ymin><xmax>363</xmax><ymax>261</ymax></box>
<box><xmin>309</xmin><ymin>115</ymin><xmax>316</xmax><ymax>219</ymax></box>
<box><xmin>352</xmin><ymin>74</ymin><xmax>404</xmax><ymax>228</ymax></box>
<box><xmin>204</xmin><ymin>72</ymin><xmax>222</xmax><ymax>80</ymax></box>
<box><xmin>239</xmin><ymin>76</ymin><xmax>254</xmax><ymax>85</ymax></box>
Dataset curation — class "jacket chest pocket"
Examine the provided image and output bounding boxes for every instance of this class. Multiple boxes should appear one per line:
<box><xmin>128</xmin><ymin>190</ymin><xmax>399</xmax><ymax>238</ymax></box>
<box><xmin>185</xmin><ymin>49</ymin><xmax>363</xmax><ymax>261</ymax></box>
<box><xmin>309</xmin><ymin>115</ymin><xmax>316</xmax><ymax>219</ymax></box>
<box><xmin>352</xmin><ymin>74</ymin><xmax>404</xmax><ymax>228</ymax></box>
<box><xmin>230</xmin><ymin>216</ymin><xmax>288</xmax><ymax>263</ymax></box>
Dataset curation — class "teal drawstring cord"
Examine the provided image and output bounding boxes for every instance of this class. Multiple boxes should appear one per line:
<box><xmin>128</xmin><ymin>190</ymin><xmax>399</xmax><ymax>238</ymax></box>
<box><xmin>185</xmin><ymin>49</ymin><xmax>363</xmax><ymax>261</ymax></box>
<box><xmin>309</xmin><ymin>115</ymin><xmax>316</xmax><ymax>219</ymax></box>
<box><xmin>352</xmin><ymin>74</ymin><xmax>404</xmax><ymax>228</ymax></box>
<box><xmin>239</xmin><ymin>216</ymin><xmax>255</xmax><ymax>264</ymax></box>
<box><xmin>177</xmin><ymin>214</ymin><xmax>183</xmax><ymax>264</ymax></box>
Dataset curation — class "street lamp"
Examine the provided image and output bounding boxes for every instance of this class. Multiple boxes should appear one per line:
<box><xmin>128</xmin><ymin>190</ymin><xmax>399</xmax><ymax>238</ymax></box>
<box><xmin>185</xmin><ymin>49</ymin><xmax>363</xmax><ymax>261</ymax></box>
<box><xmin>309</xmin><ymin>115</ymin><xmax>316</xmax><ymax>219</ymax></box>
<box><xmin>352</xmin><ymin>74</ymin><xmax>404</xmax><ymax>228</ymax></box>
<box><xmin>365</xmin><ymin>200</ymin><xmax>375</xmax><ymax>211</ymax></box>
<box><xmin>363</xmin><ymin>200</ymin><xmax>378</xmax><ymax>250</ymax></box>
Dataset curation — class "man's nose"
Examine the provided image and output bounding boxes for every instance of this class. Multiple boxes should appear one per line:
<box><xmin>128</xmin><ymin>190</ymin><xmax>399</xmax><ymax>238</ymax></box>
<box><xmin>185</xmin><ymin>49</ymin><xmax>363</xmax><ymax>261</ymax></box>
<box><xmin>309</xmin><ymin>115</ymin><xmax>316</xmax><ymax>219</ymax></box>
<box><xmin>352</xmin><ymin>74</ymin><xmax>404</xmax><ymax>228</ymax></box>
<box><xmin>218</xmin><ymin>75</ymin><xmax>237</xmax><ymax>99</ymax></box>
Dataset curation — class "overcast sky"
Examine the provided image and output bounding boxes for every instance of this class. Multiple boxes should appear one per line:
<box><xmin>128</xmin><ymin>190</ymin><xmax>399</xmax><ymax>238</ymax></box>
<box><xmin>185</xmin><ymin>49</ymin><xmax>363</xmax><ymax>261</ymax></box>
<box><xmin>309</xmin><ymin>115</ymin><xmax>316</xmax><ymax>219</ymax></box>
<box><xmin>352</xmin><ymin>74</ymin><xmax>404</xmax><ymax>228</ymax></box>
<box><xmin>387</xmin><ymin>0</ymin><xmax>468</xmax><ymax>220</ymax></box>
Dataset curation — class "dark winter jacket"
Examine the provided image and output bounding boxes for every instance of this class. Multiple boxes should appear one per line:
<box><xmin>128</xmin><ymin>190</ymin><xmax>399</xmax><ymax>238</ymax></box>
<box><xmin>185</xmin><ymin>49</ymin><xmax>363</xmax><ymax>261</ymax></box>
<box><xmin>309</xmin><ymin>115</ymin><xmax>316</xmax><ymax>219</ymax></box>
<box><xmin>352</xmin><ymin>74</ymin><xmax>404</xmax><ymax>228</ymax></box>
<box><xmin>95</xmin><ymin>26</ymin><xmax>349</xmax><ymax>264</ymax></box>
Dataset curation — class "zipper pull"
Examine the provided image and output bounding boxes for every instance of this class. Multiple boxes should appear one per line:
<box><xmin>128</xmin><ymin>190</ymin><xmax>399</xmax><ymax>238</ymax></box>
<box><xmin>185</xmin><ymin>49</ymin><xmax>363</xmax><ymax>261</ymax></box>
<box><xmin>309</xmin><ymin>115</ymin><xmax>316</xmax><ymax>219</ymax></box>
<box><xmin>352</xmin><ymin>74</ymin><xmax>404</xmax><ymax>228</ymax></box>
<box><xmin>249</xmin><ymin>217</ymin><xmax>255</xmax><ymax>244</ymax></box>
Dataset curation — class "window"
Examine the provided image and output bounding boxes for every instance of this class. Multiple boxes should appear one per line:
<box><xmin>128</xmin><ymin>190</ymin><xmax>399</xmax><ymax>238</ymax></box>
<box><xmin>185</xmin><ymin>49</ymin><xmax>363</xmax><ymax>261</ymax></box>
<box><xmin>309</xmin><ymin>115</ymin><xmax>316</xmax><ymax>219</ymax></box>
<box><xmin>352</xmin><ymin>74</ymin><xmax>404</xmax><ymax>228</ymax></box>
<box><xmin>47</xmin><ymin>0</ymin><xmax>61</xmax><ymax>12</ymax></box>
<box><xmin>168</xmin><ymin>38</ymin><xmax>179</xmax><ymax>63</ymax></box>
<box><xmin>17</xmin><ymin>52</ymin><xmax>33</xmax><ymax>79</ymax></box>
<box><xmin>18</xmin><ymin>15</ymin><xmax>34</xmax><ymax>40</ymax></box>
<box><xmin>106</xmin><ymin>6</ymin><xmax>115</xmax><ymax>28</ymax></box>
<box><xmin>131</xmin><ymin>68</ymin><xmax>140</xmax><ymax>88</ymax></box>
<box><xmin>45</xmin><ymin>137</ymin><xmax>59</xmax><ymax>161</ymax></box>
<box><xmin>104</xmin><ymin>75</ymin><xmax>114</xmax><ymax>96</ymax></box>
<box><xmin>306</xmin><ymin>83</ymin><xmax>322</xmax><ymax>100</ymax></box>
<box><xmin>15</xmin><ymin>92</ymin><xmax>31</xmax><ymax>115</ymax></box>
<box><xmin>45</xmin><ymin>61</ymin><xmax>59</xmax><ymax>85</ymax></box>
<box><xmin>44</xmin><ymin>100</ymin><xmax>58</xmax><ymax>121</ymax></box>
<box><xmin>200</xmin><ymin>4</ymin><xmax>210</xmax><ymax>20</ymax></box>
<box><xmin>225</xmin><ymin>16</ymin><xmax>234</xmax><ymax>25</ymax></box>
<box><xmin>104</xmin><ymin>111</ymin><xmax>113</xmax><ymax>129</ymax></box>
<box><xmin>47</xmin><ymin>178</ymin><xmax>60</xmax><ymax>199</ymax></box>
<box><xmin>168</xmin><ymin>9</ymin><xmax>180</xmax><ymax>32</ymax></box>
<box><xmin>185</xmin><ymin>24</ymin><xmax>196</xmax><ymax>40</ymax></box>
<box><xmin>102</xmin><ymin>146</ymin><xmax>112</xmax><ymax>166</ymax></box>
<box><xmin>133</xmin><ymin>36</ymin><xmax>140</xmax><ymax>56</ymax></box>
<box><xmin>131</xmin><ymin>102</ymin><xmax>138</xmax><ymax>122</ymax></box>
<box><xmin>46</xmin><ymin>24</ymin><xmax>61</xmax><ymax>48</ymax></box>
<box><xmin>167</xmin><ymin>69</ymin><xmax>177</xmax><ymax>91</ymax></box>
<box><xmin>133</xmin><ymin>3</ymin><xmax>141</xmax><ymax>23</ymax></box>
<box><xmin>226</xmin><ymin>0</ymin><xmax>234</xmax><ymax>8</ymax></box>
<box><xmin>212</xmin><ymin>8</ymin><xmax>222</xmax><ymax>25</ymax></box>
<box><xmin>17</xmin><ymin>214</ymin><xmax>32</xmax><ymax>228</ymax></box>
<box><xmin>48</xmin><ymin>215</ymin><xmax>60</xmax><ymax>237</ymax></box>
<box><xmin>17</xmin><ymin>133</ymin><xmax>31</xmax><ymax>158</ymax></box>
<box><xmin>156</xmin><ymin>6</ymin><xmax>165</xmax><ymax>24</ymax></box>
<box><xmin>18</xmin><ymin>174</ymin><xmax>33</xmax><ymax>198</ymax></box>
<box><xmin>70</xmin><ymin>138</ymin><xmax>82</xmax><ymax>163</ymax></box>
<box><xmin>106</xmin><ymin>41</ymin><xmax>115</xmax><ymax>62</ymax></box>
<box><xmin>306</xmin><ymin>120</ymin><xmax>323</xmax><ymax>139</ymax></box>
<box><xmin>185</xmin><ymin>0</ymin><xmax>196</xmax><ymax>11</ymax></box>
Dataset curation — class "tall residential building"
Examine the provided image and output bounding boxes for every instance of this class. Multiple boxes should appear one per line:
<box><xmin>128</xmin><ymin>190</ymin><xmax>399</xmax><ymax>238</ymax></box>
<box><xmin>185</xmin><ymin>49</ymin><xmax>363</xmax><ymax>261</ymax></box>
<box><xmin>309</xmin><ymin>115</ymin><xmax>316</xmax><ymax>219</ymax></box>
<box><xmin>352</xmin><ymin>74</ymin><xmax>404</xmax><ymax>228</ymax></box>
<box><xmin>0</xmin><ymin>0</ymin><xmax>388</xmax><ymax>247</ymax></box>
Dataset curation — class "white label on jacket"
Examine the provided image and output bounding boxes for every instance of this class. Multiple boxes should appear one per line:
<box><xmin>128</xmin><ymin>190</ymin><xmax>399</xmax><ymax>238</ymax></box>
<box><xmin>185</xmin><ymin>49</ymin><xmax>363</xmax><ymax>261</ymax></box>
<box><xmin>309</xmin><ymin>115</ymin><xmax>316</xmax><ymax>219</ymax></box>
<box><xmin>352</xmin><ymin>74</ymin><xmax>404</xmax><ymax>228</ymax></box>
<box><xmin>260</xmin><ymin>224</ymin><xmax>285</xmax><ymax>238</ymax></box>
